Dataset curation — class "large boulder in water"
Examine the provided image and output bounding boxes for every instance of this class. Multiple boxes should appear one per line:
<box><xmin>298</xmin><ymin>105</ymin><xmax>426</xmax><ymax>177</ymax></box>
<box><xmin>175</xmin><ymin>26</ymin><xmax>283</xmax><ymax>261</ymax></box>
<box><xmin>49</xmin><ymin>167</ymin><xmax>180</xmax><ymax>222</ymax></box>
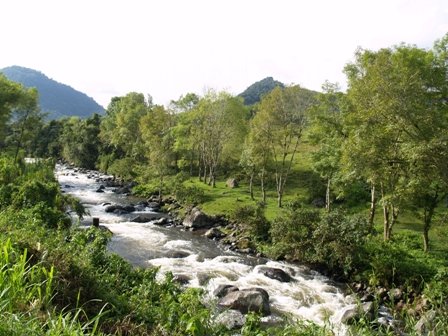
<box><xmin>218</xmin><ymin>288</ymin><xmax>270</xmax><ymax>316</ymax></box>
<box><xmin>213</xmin><ymin>284</ymin><xmax>239</xmax><ymax>298</ymax></box>
<box><xmin>258</xmin><ymin>267</ymin><xmax>293</xmax><ymax>283</ymax></box>
<box><xmin>104</xmin><ymin>204</ymin><xmax>124</xmax><ymax>213</ymax></box>
<box><xmin>182</xmin><ymin>207</ymin><xmax>213</xmax><ymax>229</ymax></box>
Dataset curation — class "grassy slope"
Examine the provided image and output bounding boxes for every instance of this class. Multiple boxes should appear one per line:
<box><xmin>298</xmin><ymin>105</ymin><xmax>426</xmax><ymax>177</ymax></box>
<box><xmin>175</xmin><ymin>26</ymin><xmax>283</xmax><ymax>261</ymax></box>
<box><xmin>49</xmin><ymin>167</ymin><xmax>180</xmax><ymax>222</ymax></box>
<box><xmin>184</xmin><ymin>140</ymin><xmax>448</xmax><ymax>256</ymax></box>
<box><xmin>183</xmin><ymin>142</ymin><xmax>320</xmax><ymax>221</ymax></box>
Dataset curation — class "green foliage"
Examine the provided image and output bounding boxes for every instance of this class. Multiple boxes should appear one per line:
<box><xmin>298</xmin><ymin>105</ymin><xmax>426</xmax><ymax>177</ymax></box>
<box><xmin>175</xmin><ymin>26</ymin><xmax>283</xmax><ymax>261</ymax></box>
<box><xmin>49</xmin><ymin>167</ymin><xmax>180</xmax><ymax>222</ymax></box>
<box><xmin>12</xmin><ymin>179</ymin><xmax>59</xmax><ymax>209</ymax></box>
<box><xmin>358</xmin><ymin>233</ymin><xmax>438</xmax><ymax>287</ymax></box>
<box><xmin>270</xmin><ymin>204</ymin><xmax>320</xmax><ymax>260</ymax></box>
<box><xmin>60</xmin><ymin>114</ymin><xmax>101</xmax><ymax>169</ymax></box>
<box><xmin>270</xmin><ymin>205</ymin><xmax>370</xmax><ymax>276</ymax></box>
<box><xmin>312</xmin><ymin>211</ymin><xmax>370</xmax><ymax>275</ymax></box>
<box><xmin>231</xmin><ymin>204</ymin><xmax>270</xmax><ymax>242</ymax></box>
<box><xmin>238</xmin><ymin>76</ymin><xmax>285</xmax><ymax>106</ymax></box>
<box><xmin>107</xmin><ymin>157</ymin><xmax>138</xmax><ymax>181</ymax></box>
<box><xmin>252</xmin><ymin>85</ymin><xmax>317</xmax><ymax>207</ymax></box>
<box><xmin>175</xmin><ymin>185</ymin><xmax>206</xmax><ymax>206</ymax></box>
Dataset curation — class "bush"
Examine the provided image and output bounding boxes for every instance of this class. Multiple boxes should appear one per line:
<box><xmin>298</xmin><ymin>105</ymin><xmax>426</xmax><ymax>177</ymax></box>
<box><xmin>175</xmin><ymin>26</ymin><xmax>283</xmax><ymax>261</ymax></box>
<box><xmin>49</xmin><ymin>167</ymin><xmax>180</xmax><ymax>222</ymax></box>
<box><xmin>175</xmin><ymin>185</ymin><xmax>206</xmax><ymax>206</ymax></box>
<box><xmin>357</xmin><ymin>237</ymin><xmax>437</xmax><ymax>287</ymax></box>
<box><xmin>312</xmin><ymin>210</ymin><xmax>370</xmax><ymax>276</ymax></box>
<box><xmin>231</xmin><ymin>203</ymin><xmax>270</xmax><ymax>242</ymax></box>
<box><xmin>12</xmin><ymin>180</ymin><xmax>59</xmax><ymax>209</ymax></box>
<box><xmin>270</xmin><ymin>204</ymin><xmax>370</xmax><ymax>277</ymax></box>
<box><xmin>270</xmin><ymin>203</ymin><xmax>320</xmax><ymax>261</ymax></box>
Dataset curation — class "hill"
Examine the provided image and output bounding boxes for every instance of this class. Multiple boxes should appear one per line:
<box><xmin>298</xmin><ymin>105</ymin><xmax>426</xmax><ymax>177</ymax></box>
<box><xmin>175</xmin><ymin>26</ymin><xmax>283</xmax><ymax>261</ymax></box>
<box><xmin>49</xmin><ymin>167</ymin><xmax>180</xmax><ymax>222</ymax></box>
<box><xmin>238</xmin><ymin>76</ymin><xmax>285</xmax><ymax>105</ymax></box>
<box><xmin>0</xmin><ymin>66</ymin><xmax>104</xmax><ymax>119</ymax></box>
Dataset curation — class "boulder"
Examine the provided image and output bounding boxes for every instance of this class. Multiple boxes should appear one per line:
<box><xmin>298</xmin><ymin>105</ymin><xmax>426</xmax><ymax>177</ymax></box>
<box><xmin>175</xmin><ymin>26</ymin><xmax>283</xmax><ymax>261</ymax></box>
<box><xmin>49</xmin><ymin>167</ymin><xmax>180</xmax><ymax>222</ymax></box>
<box><xmin>123</xmin><ymin>205</ymin><xmax>136</xmax><ymax>213</ymax></box>
<box><xmin>218</xmin><ymin>288</ymin><xmax>270</xmax><ymax>316</ymax></box>
<box><xmin>167</xmin><ymin>251</ymin><xmax>190</xmax><ymax>258</ymax></box>
<box><xmin>415</xmin><ymin>310</ymin><xmax>436</xmax><ymax>336</ymax></box>
<box><xmin>213</xmin><ymin>284</ymin><xmax>239</xmax><ymax>298</ymax></box>
<box><xmin>172</xmin><ymin>274</ymin><xmax>191</xmax><ymax>285</ymax></box>
<box><xmin>215</xmin><ymin>310</ymin><xmax>246</xmax><ymax>330</ymax></box>
<box><xmin>340</xmin><ymin>301</ymin><xmax>374</xmax><ymax>324</ymax></box>
<box><xmin>104</xmin><ymin>205</ymin><xmax>124</xmax><ymax>213</ymax></box>
<box><xmin>130</xmin><ymin>213</ymin><xmax>166</xmax><ymax>223</ymax></box>
<box><xmin>258</xmin><ymin>267</ymin><xmax>293</xmax><ymax>282</ymax></box>
<box><xmin>147</xmin><ymin>202</ymin><xmax>161</xmax><ymax>211</ymax></box>
<box><xmin>183</xmin><ymin>207</ymin><xmax>214</xmax><ymax>229</ymax></box>
<box><xmin>153</xmin><ymin>217</ymin><xmax>168</xmax><ymax>225</ymax></box>
<box><xmin>204</xmin><ymin>227</ymin><xmax>225</xmax><ymax>239</ymax></box>
<box><xmin>226</xmin><ymin>178</ymin><xmax>239</xmax><ymax>188</ymax></box>
<box><xmin>95</xmin><ymin>188</ymin><xmax>105</xmax><ymax>193</ymax></box>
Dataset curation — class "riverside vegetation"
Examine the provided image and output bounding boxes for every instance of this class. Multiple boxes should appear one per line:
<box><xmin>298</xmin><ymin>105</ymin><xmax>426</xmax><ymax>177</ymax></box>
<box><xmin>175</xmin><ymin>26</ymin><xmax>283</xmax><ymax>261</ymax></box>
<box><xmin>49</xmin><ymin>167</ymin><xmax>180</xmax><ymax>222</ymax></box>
<box><xmin>0</xmin><ymin>35</ymin><xmax>447</xmax><ymax>335</ymax></box>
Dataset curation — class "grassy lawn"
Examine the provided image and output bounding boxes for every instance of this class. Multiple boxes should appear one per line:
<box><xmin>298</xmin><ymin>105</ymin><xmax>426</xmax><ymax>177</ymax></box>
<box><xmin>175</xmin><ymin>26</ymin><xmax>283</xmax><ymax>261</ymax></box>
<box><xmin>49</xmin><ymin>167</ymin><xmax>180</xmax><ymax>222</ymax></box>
<box><xmin>182</xmin><ymin>142</ymin><xmax>321</xmax><ymax>220</ymax></box>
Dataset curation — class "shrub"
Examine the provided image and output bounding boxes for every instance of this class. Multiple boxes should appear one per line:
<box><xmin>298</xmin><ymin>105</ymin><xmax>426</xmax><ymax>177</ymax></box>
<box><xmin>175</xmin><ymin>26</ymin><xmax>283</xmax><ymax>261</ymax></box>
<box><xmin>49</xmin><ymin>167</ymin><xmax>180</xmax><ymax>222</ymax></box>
<box><xmin>12</xmin><ymin>180</ymin><xmax>59</xmax><ymax>209</ymax></box>
<box><xmin>175</xmin><ymin>185</ymin><xmax>206</xmax><ymax>206</ymax></box>
<box><xmin>270</xmin><ymin>203</ymin><xmax>320</xmax><ymax>261</ymax></box>
<box><xmin>312</xmin><ymin>210</ymin><xmax>370</xmax><ymax>276</ymax></box>
<box><xmin>231</xmin><ymin>203</ymin><xmax>270</xmax><ymax>242</ymax></box>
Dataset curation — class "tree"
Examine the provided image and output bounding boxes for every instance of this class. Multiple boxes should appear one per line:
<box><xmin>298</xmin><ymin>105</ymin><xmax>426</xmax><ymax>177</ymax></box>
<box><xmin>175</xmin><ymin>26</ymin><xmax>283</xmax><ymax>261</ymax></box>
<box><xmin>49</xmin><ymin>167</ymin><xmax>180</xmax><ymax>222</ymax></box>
<box><xmin>100</xmin><ymin>92</ymin><xmax>150</xmax><ymax>160</ymax></box>
<box><xmin>5</xmin><ymin>88</ymin><xmax>43</xmax><ymax>163</ymax></box>
<box><xmin>343</xmin><ymin>38</ymin><xmax>448</xmax><ymax>243</ymax></box>
<box><xmin>241</xmin><ymin>121</ymin><xmax>273</xmax><ymax>203</ymax></box>
<box><xmin>252</xmin><ymin>86</ymin><xmax>316</xmax><ymax>207</ymax></box>
<box><xmin>403</xmin><ymin>35</ymin><xmax>448</xmax><ymax>251</ymax></box>
<box><xmin>0</xmin><ymin>75</ymin><xmax>39</xmax><ymax>151</ymax></box>
<box><xmin>33</xmin><ymin>119</ymin><xmax>64</xmax><ymax>158</ymax></box>
<box><xmin>60</xmin><ymin>114</ymin><xmax>101</xmax><ymax>169</ymax></box>
<box><xmin>187</xmin><ymin>91</ymin><xmax>248</xmax><ymax>187</ymax></box>
<box><xmin>99</xmin><ymin>92</ymin><xmax>151</xmax><ymax>178</ymax></box>
<box><xmin>308</xmin><ymin>82</ymin><xmax>345</xmax><ymax>212</ymax></box>
<box><xmin>139</xmin><ymin>105</ymin><xmax>175</xmax><ymax>200</ymax></box>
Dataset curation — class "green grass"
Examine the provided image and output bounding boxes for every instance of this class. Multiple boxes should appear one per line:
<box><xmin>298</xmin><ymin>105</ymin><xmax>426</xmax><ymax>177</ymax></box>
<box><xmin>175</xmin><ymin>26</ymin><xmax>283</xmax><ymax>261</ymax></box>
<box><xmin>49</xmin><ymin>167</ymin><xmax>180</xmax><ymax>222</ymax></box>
<box><xmin>182</xmin><ymin>142</ymin><xmax>321</xmax><ymax>221</ymax></box>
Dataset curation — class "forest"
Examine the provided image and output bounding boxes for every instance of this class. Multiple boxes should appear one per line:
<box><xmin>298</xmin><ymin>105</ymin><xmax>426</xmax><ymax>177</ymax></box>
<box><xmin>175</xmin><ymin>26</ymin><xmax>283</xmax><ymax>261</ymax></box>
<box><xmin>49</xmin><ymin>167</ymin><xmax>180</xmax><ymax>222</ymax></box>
<box><xmin>0</xmin><ymin>35</ymin><xmax>447</xmax><ymax>335</ymax></box>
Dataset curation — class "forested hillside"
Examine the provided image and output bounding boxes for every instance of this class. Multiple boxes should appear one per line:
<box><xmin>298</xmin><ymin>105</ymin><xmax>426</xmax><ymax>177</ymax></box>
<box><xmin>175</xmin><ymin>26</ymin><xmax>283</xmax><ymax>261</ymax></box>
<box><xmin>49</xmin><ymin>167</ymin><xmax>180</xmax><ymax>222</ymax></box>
<box><xmin>1</xmin><ymin>66</ymin><xmax>104</xmax><ymax>119</ymax></box>
<box><xmin>238</xmin><ymin>76</ymin><xmax>285</xmax><ymax>105</ymax></box>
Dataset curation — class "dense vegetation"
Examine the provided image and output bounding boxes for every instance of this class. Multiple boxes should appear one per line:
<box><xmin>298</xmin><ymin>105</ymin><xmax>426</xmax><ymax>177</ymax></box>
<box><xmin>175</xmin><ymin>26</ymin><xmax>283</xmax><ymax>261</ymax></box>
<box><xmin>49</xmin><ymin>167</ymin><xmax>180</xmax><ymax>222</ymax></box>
<box><xmin>1</xmin><ymin>66</ymin><xmax>104</xmax><ymax>120</ymax></box>
<box><xmin>238</xmin><ymin>76</ymin><xmax>286</xmax><ymax>105</ymax></box>
<box><xmin>0</xmin><ymin>34</ymin><xmax>447</xmax><ymax>335</ymax></box>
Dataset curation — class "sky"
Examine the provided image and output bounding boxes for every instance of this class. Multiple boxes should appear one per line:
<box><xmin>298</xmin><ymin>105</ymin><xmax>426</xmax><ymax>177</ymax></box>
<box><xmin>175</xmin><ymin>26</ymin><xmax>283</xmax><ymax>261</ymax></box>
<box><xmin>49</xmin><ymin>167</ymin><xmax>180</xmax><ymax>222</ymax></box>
<box><xmin>1</xmin><ymin>0</ymin><xmax>447</xmax><ymax>108</ymax></box>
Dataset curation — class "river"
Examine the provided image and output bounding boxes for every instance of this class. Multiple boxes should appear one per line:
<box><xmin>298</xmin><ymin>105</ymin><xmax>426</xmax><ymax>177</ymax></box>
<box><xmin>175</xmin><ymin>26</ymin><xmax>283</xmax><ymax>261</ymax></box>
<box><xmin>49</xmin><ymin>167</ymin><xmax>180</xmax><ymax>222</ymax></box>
<box><xmin>56</xmin><ymin>164</ymin><xmax>355</xmax><ymax>334</ymax></box>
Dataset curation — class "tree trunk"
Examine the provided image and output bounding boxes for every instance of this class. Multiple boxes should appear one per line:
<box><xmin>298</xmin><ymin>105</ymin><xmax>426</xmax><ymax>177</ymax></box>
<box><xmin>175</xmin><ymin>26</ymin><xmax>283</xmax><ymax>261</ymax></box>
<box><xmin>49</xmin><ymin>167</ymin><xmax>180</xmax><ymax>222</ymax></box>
<box><xmin>276</xmin><ymin>175</ymin><xmax>283</xmax><ymax>208</ymax></box>
<box><xmin>325</xmin><ymin>177</ymin><xmax>331</xmax><ymax>212</ymax></box>
<box><xmin>383</xmin><ymin>203</ymin><xmax>390</xmax><ymax>241</ymax></box>
<box><xmin>423</xmin><ymin>224</ymin><xmax>430</xmax><ymax>253</ymax></box>
<box><xmin>277</xmin><ymin>192</ymin><xmax>283</xmax><ymax>208</ymax></box>
<box><xmin>261</xmin><ymin>170</ymin><xmax>266</xmax><ymax>203</ymax></box>
<box><xmin>423</xmin><ymin>204</ymin><xmax>436</xmax><ymax>252</ymax></box>
<box><xmin>249</xmin><ymin>173</ymin><xmax>254</xmax><ymax>200</ymax></box>
<box><xmin>369</xmin><ymin>183</ymin><xmax>376</xmax><ymax>231</ymax></box>
<box><xmin>203</xmin><ymin>164</ymin><xmax>207</xmax><ymax>183</ymax></box>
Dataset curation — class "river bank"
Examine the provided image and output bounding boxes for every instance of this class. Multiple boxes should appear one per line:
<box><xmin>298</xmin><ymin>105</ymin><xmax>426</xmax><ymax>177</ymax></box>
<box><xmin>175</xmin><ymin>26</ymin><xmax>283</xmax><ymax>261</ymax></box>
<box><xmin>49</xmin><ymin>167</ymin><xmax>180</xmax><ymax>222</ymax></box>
<box><xmin>58</xmin><ymin>163</ymin><xmax>444</xmax><ymax>335</ymax></box>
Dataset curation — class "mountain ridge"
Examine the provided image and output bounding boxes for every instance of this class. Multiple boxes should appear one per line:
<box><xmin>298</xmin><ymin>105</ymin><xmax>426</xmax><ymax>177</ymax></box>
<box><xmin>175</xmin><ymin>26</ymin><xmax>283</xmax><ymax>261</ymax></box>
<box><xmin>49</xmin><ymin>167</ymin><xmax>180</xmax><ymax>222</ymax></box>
<box><xmin>1</xmin><ymin>65</ymin><xmax>104</xmax><ymax>120</ymax></box>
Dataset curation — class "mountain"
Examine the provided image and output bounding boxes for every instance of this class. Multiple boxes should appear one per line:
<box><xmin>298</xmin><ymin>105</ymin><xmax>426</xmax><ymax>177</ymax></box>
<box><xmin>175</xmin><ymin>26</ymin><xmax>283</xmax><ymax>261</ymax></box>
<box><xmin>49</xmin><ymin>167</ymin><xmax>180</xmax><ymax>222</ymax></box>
<box><xmin>239</xmin><ymin>77</ymin><xmax>285</xmax><ymax>105</ymax></box>
<box><xmin>0</xmin><ymin>66</ymin><xmax>104</xmax><ymax>119</ymax></box>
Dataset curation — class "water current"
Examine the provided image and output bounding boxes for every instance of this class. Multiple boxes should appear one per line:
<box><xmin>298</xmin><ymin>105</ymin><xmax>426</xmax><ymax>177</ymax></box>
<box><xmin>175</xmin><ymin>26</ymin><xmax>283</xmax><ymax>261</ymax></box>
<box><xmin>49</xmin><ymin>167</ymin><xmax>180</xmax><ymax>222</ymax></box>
<box><xmin>56</xmin><ymin>164</ymin><xmax>356</xmax><ymax>334</ymax></box>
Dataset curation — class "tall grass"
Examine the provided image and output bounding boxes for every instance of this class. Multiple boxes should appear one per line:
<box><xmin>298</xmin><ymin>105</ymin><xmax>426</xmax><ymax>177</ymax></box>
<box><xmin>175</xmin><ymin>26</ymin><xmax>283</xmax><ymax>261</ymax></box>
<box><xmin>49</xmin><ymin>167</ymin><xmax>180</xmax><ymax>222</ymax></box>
<box><xmin>0</xmin><ymin>238</ymin><xmax>105</xmax><ymax>335</ymax></box>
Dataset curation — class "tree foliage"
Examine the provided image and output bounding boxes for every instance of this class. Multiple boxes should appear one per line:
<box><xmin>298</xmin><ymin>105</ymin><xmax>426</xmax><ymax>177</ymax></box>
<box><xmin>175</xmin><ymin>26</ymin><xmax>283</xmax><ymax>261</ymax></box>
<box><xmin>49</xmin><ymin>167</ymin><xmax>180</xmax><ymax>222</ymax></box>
<box><xmin>252</xmin><ymin>85</ymin><xmax>317</xmax><ymax>207</ymax></box>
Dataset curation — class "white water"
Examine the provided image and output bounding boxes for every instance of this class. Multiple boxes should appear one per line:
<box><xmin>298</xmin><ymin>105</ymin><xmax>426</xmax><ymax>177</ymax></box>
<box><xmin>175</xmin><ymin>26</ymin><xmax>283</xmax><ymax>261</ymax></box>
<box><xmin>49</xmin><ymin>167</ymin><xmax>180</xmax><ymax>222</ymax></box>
<box><xmin>56</xmin><ymin>164</ymin><xmax>355</xmax><ymax>333</ymax></box>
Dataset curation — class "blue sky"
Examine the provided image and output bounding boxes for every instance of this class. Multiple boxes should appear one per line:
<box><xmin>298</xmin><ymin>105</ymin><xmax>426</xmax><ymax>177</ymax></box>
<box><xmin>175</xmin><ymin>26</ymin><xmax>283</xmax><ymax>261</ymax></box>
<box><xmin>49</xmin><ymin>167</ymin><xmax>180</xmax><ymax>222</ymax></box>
<box><xmin>1</xmin><ymin>0</ymin><xmax>447</xmax><ymax>107</ymax></box>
